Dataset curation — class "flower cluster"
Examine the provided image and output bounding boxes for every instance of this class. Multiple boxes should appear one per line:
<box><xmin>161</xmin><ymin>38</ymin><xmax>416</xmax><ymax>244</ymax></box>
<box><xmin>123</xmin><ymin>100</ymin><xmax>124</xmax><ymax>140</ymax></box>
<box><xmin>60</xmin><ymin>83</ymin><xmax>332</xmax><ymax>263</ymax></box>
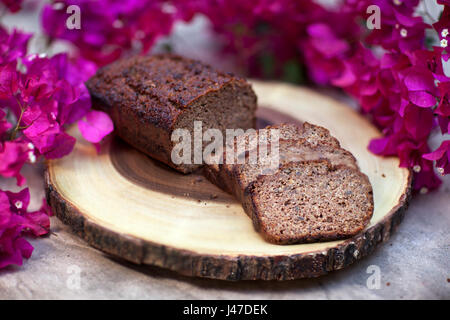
<box><xmin>0</xmin><ymin>0</ymin><xmax>23</xmax><ymax>13</ymax></box>
<box><xmin>177</xmin><ymin>0</ymin><xmax>450</xmax><ymax>192</ymax></box>
<box><xmin>299</xmin><ymin>0</ymin><xmax>450</xmax><ymax>191</ymax></box>
<box><xmin>41</xmin><ymin>0</ymin><xmax>186</xmax><ymax>66</ymax></box>
<box><xmin>0</xmin><ymin>188</ymin><xmax>50</xmax><ymax>268</ymax></box>
<box><xmin>0</xmin><ymin>24</ymin><xmax>113</xmax><ymax>268</ymax></box>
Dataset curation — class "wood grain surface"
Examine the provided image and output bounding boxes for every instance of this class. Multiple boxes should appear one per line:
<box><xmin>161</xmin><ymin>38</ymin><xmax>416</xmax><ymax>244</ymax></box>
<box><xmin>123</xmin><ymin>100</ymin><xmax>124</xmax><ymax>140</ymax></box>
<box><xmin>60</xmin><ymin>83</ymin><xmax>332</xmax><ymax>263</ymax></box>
<box><xmin>45</xmin><ymin>81</ymin><xmax>412</xmax><ymax>280</ymax></box>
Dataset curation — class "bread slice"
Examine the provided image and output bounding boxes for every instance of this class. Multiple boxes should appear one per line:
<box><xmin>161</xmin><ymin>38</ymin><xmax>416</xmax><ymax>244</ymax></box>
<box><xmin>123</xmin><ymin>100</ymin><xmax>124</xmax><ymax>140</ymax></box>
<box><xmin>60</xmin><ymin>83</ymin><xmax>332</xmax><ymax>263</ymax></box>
<box><xmin>86</xmin><ymin>54</ymin><xmax>257</xmax><ymax>173</ymax></box>
<box><xmin>232</xmin><ymin>138</ymin><xmax>358</xmax><ymax>193</ymax></box>
<box><xmin>242</xmin><ymin>161</ymin><xmax>374</xmax><ymax>244</ymax></box>
<box><xmin>203</xmin><ymin>122</ymin><xmax>374</xmax><ymax>244</ymax></box>
<box><xmin>204</xmin><ymin>122</ymin><xmax>358</xmax><ymax>200</ymax></box>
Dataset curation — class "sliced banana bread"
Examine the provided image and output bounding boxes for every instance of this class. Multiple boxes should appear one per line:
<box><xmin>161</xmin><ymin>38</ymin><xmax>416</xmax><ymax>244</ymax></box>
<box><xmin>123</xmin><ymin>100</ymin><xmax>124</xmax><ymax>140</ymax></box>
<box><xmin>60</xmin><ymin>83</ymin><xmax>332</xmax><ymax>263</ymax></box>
<box><xmin>242</xmin><ymin>160</ymin><xmax>374</xmax><ymax>244</ymax></box>
<box><xmin>86</xmin><ymin>54</ymin><xmax>257</xmax><ymax>173</ymax></box>
<box><xmin>203</xmin><ymin>122</ymin><xmax>373</xmax><ymax>244</ymax></box>
<box><xmin>204</xmin><ymin>122</ymin><xmax>358</xmax><ymax>199</ymax></box>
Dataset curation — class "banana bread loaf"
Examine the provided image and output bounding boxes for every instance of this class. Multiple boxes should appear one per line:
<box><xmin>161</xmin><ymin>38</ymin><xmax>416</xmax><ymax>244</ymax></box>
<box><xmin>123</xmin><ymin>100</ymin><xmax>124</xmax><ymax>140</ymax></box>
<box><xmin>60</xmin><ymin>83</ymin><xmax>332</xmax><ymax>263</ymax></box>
<box><xmin>86</xmin><ymin>54</ymin><xmax>257</xmax><ymax>173</ymax></box>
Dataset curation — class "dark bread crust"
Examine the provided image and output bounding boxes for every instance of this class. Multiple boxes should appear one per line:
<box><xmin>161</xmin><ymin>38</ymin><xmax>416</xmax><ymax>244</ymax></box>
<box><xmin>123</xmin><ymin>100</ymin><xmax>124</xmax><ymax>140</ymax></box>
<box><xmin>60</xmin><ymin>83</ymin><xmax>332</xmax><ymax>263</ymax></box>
<box><xmin>86</xmin><ymin>54</ymin><xmax>257</xmax><ymax>173</ymax></box>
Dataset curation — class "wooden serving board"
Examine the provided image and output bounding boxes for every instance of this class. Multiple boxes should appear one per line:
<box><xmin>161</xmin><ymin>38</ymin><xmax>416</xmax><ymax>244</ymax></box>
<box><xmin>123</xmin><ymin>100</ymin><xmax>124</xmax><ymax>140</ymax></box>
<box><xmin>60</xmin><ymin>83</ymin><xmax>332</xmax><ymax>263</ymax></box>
<box><xmin>45</xmin><ymin>81</ymin><xmax>411</xmax><ymax>281</ymax></box>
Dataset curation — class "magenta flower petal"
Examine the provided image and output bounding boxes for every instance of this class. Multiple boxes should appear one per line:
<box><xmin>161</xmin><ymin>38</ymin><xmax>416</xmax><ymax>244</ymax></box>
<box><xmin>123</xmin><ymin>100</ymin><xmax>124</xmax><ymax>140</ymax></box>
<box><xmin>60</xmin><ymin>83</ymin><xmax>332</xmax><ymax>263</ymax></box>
<box><xmin>404</xmin><ymin>67</ymin><xmax>436</xmax><ymax>92</ymax></box>
<box><xmin>403</xmin><ymin>105</ymin><xmax>433</xmax><ymax>139</ymax></box>
<box><xmin>14</xmin><ymin>237</ymin><xmax>34</xmax><ymax>259</ymax></box>
<box><xmin>0</xmin><ymin>0</ymin><xmax>23</xmax><ymax>13</ymax></box>
<box><xmin>0</xmin><ymin>188</ymin><xmax>51</xmax><ymax>269</ymax></box>
<box><xmin>5</xmin><ymin>188</ymin><xmax>30</xmax><ymax>214</ymax></box>
<box><xmin>0</xmin><ymin>26</ymin><xmax>31</xmax><ymax>64</ymax></box>
<box><xmin>331</xmin><ymin>64</ymin><xmax>356</xmax><ymax>87</ymax></box>
<box><xmin>78</xmin><ymin>110</ymin><xmax>114</xmax><ymax>143</ymax></box>
<box><xmin>0</xmin><ymin>246</ymin><xmax>23</xmax><ymax>268</ymax></box>
<box><xmin>408</xmin><ymin>91</ymin><xmax>437</xmax><ymax>108</ymax></box>
<box><xmin>0</xmin><ymin>216</ymin><xmax>34</xmax><ymax>268</ymax></box>
<box><xmin>23</xmin><ymin>114</ymin><xmax>61</xmax><ymax>153</ymax></box>
<box><xmin>423</xmin><ymin>141</ymin><xmax>450</xmax><ymax>161</ymax></box>
<box><xmin>0</xmin><ymin>141</ymin><xmax>29</xmax><ymax>186</ymax></box>
<box><xmin>413</xmin><ymin>168</ymin><xmax>442</xmax><ymax>191</ymax></box>
<box><xmin>42</xmin><ymin>132</ymin><xmax>76</xmax><ymax>159</ymax></box>
<box><xmin>422</xmin><ymin>141</ymin><xmax>450</xmax><ymax>175</ymax></box>
<box><xmin>0</xmin><ymin>62</ymin><xmax>19</xmax><ymax>99</ymax></box>
<box><xmin>22</xmin><ymin>210</ymin><xmax>50</xmax><ymax>237</ymax></box>
<box><xmin>368</xmin><ymin>136</ymin><xmax>390</xmax><ymax>155</ymax></box>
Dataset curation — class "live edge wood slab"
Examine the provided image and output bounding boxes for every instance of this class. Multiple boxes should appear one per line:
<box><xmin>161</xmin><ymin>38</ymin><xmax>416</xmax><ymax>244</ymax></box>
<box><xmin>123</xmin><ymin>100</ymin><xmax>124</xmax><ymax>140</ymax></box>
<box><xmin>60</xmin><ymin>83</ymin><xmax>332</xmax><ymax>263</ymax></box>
<box><xmin>44</xmin><ymin>81</ymin><xmax>412</xmax><ymax>281</ymax></box>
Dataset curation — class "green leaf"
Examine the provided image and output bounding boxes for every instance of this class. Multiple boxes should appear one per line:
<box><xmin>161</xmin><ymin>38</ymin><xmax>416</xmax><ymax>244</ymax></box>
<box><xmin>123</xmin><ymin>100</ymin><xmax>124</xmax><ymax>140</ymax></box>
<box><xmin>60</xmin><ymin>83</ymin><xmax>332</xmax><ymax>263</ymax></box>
<box><xmin>282</xmin><ymin>59</ymin><xmax>304</xmax><ymax>84</ymax></box>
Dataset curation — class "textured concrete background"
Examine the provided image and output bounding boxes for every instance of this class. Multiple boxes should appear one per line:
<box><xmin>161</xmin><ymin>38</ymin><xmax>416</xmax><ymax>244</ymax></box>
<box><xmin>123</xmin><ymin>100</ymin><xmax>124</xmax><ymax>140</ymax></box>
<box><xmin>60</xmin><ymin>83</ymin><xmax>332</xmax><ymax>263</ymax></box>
<box><xmin>0</xmin><ymin>2</ymin><xmax>449</xmax><ymax>300</ymax></box>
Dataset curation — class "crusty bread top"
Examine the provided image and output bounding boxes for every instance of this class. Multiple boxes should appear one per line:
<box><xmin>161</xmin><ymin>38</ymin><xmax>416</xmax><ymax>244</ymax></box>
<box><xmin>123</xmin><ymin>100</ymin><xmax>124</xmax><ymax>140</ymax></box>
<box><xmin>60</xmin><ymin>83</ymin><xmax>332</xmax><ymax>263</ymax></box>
<box><xmin>86</xmin><ymin>54</ymin><xmax>249</xmax><ymax>111</ymax></box>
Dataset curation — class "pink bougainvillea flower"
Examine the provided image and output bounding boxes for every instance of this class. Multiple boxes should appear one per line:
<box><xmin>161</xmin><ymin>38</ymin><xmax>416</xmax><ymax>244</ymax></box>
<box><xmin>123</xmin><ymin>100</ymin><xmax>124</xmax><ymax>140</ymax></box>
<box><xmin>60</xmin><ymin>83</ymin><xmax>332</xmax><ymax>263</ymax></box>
<box><xmin>301</xmin><ymin>20</ymin><xmax>354</xmax><ymax>85</ymax></box>
<box><xmin>402</xmin><ymin>104</ymin><xmax>434</xmax><ymax>140</ymax></box>
<box><xmin>0</xmin><ymin>140</ymin><xmax>30</xmax><ymax>186</ymax></box>
<box><xmin>356</xmin><ymin>0</ymin><xmax>426</xmax><ymax>54</ymax></box>
<box><xmin>78</xmin><ymin>110</ymin><xmax>114</xmax><ymax>143</ymax></box>
<box><xmin>23</xmin><ymin>112</ymin><xmax>61</xmax><ymax>152</ymax></box>
<box><xmin>403</xmin><ymin>67</ymin><xmax>437</xmax><ymax>93</ymax></box>
<box><xmin>307</xmin><ymin>23</ymin><xmax>350</xmax><ymax>59</ymax></box>
<box><xmin>0</xmin><ymin>26</ymin><xmax>31</xmax><ymax>64</ymax></box>
<box><xmin>411</xmin><ymin>48</ymin><xmax>448</xmax><ymax>81</ymax></box>
<box><xmin>423</xmin><ymin>141</ymin><xmax>450</xmax><ymax>175</ymax></box>
<box><xmin>5</xmin><ymin>188</ymin><xmax>30</xmax><ymax>214</ymax></box>
<box><xmin>2</xmin><ymin>50</ymin><xmax>111</xmax><ymax>164</ymax></box>
<box><xmin>0</xmin><ymin>191</ymin><xmax>29</xmax><ymax>268</ymax></box>
<box><xmin>41</xmin><ymin>132</ymin><xmax>76</xmax><ymax>159</ymax></box>
<box><xmin>4</xmin><ymin>188</ymin><xmax>51</xmax><ymax>235</ymax></box>
<box><xmin>0</xmin><ymin>188</ymin><xmax>51</xmax><ymax>268</ymax></box>
<box><xmin>0</xmin><ymin>62</ymin><xmax>19</xmax><ymax>99</ymax></box>
<box><xmin>396</xmin><ymin>139</ymin><xmax>433</xmax><ymax>172</ymax></box>
<box><xmin>435</xmin><ymin>81</ymin><xmax>450</xmax><ymax>134</ymax></box>
<box><xmin>412</xmin><ymin>168</ymin><xmax>443</xmax><ymax>192</ymax></box>
<box><xmin>0</xmin><ymin>0</ymin><xmax>23</xmax><ymax>13</ymax></box>
<box><xmin>0</xmin><ymin>223</ymin><xmax>34</xmax><ymax>268</ymax></box>
<box><xmin>433</xmin><ymin>5</ymin><xmax>450</xmax><ymax>43</ymax></box>
<box><xmin>20</xmin><ymin>53</ymin><xmax>94</xmax><ymax>126</ymax></box>
<box><xmin>0</xmin><ymin>11</ymin><xmax>115</xmax><ymax>270</ymax></box>
<box><xmin>5</xmin><ymin>189</ymin><xmax>50</xmax><ymax>237</ymax></box>
<box><xmin>41</xmin><ymin>0</ymin><xmax>178</xmax><ymax>66</ymax></box>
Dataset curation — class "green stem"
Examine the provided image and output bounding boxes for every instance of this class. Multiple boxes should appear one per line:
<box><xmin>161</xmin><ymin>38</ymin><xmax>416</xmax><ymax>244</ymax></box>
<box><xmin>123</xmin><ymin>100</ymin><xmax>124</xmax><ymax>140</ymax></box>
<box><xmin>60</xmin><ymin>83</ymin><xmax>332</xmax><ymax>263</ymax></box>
<box><xmin>11</xmin><ymin>98</ymin><xmax>25</xmax><ymax>140</ymax></box>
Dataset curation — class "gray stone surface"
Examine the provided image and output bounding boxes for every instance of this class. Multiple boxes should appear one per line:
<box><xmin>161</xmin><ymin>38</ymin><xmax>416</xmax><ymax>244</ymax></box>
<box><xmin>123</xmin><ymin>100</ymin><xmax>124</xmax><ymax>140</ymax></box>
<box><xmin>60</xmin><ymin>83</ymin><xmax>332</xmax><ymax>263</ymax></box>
<box><xmin>0</xmin><ymin>164</ymin><xmax>448</xmax><ymax>300</ymax></box>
